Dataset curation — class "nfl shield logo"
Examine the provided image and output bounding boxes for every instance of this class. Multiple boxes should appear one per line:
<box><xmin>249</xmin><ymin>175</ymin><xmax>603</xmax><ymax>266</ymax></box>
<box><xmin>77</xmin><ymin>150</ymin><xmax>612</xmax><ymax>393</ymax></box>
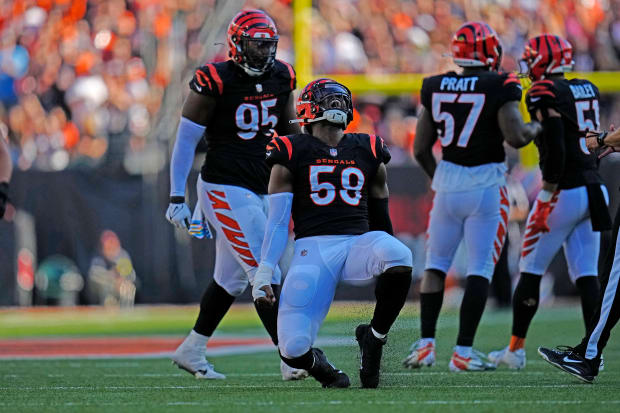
<box><xmin>330</xmin><ymin>148</ymin><xmax>338</xmax><ymax>157</ymax></box>
<box><xmin>256</xmin><ymin>83</ymin><xmax>263</xmax><ymax>93</ymax></box>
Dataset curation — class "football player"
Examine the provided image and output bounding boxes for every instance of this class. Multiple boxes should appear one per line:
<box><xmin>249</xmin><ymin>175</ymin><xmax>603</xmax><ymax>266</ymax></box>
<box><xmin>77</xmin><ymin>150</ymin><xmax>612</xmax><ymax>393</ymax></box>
<box><xmin>538</xmin><ymin>127</ymin><xmax>620</xmax><ymax>383</ymax></box>
<box><xmin>488</xmin><ymin>34</ymin><xmax>611</xmax><ymax>370</ymax></box>
<box><xmin>404</xmin><ymin>22</ymin><xmax>542</xmax><ymax>372</ymax></box>
<box><xmin>251</xmin><ymin>79</ymin><xmax>413</xmax><ymax>388</ymax></box>
<box><xmin>0</xmin><ymin>126</ymin><xmax>11</xmax><ymax>219</ymax></box>
<box><xmin>165</xmin><ymin>9</ymin><xmax>306</xmax><ymax>380</ymax></box>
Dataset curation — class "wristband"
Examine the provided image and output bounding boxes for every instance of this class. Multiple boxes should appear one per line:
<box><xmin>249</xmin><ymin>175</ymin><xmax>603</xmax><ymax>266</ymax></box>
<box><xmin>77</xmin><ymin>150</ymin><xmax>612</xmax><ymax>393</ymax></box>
<box><xmin>170</xmin><ymin>196</ymin><xmax>185</xmax><ymax>204</ymax></box>
<box><xmin>597</xmin><ymin>131</ymin><xmax>608</xmax><ymax>148</ymax></box>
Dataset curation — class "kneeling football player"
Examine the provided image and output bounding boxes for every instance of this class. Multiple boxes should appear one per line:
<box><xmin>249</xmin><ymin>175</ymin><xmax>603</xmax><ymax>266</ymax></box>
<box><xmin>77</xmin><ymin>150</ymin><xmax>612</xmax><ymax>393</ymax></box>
<box><xmin>251</xmin><ymin>79</ymin><xmax>413</xmax><ymax>388</ymax></box>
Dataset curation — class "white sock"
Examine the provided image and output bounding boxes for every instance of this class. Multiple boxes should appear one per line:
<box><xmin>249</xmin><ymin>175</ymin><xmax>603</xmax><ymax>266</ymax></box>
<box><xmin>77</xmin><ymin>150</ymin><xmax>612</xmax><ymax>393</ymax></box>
<box><xmin>183</xmin><ymin>330</ymin><xmax>209</xmax><ymax>348</ymax></box>
<box><xmin>371</xmin><ymin>327</ymin><xmax>387</xmax><ymax>340</ymax></box>
<box><xmin>420</xmin><ymin>338</ymin><xmax>435</xmax><ymax>347</ymax></box>
<box><xmin>455</xmin><ymin>345</ymin><xmax>472</xmax><ymax>359</ymax></box>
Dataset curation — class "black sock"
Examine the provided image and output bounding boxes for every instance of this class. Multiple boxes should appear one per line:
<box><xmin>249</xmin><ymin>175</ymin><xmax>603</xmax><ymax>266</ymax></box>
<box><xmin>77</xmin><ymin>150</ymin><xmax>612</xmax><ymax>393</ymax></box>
<box><xmin>280</xmin><ymin>348</ymin><xmax>314</xmax><ymax>370</ymax></box>
<box><xmin>511</xmin><ymin>273</ymin><xmax>541</xmax><ymax>338</ymax></box>
<box><xmin>420</xmin><ymin>291</ymin><xmax>444</xmax><ymax>339</ymax></box>
<box><xmin>576</xmin><ymin>276</ymin><xmax>600</xmax><ymax>333</ymax></box>
<box><xmin>370</xmin><ymin>268</ymin><xmax>412</xmax><ymax>335</ymax></box>
<box><xmin>193</xmin><ymin>280</ymin><xmax>236</xmax><ymax>336</ymax></box>
<box><xmin>254</xmin><ymin>284</ymin><xmax>280</xmax><ymax>345</ymax></box>
<box><xmin>456</xmin><ymin>275</ymin><xmax>490</xmax><ymax>347</ymax></box>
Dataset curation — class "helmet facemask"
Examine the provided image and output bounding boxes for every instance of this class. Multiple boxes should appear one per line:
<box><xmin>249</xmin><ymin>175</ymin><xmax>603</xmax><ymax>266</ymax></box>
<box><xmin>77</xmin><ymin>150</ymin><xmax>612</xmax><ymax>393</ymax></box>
<box><xmin>293</xmin><ymin>82</ymin><xmax>353</xmax><ymax>129</ymax></box>
<box><xmin>237</xmin><ymin>36</ymin><xmax>278</xmax><ymax>76</ymax></box>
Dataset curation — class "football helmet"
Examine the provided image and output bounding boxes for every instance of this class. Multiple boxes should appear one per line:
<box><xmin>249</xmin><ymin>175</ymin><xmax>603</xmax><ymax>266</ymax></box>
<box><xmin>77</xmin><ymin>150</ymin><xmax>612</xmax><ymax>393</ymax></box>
<box><xmin>227</xmin><ymin>9</ymin><xmax>279</xmax><ymax>76</ymax></box>
<box><xmin>522</xmin><ymin>34</ymin><xmax>574</xmax><ymax>80</ymax></box>
<box><xmin>451</xmin><ymin>22</ymin><xmax>502</xmax><ymax>70</ymax></box>
<box><xmin>292</xmin><ymin>78</ymin><xmax>353</xmax><ymax>129</ymax></box>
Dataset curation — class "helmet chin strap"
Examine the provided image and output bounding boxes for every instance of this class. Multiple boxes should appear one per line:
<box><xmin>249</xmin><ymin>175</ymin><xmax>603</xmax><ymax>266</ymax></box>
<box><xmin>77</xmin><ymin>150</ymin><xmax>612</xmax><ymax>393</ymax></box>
<box><xmin>289</xmin><ymin>110</ymin><xmax>348</xmax><ymax>127</ymax></box>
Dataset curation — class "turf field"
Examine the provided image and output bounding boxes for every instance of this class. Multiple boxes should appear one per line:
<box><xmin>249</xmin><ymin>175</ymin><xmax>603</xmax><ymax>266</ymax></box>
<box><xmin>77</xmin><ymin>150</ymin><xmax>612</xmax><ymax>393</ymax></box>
<box><xmin>1</xmin><ymin>302</ymin><xmax>619</xmax><ymax>412</ymax></box>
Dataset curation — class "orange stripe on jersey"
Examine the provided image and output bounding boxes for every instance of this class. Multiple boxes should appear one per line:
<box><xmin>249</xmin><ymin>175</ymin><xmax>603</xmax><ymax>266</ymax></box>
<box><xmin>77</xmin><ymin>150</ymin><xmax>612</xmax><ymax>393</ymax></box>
<box><xmin>503</xmin><ymin>74</ymin><xmax>520</xmax><ymax>86</ymax></box>
<box><xmin>269</xmin><ymin>138</ymin><xmax>281</xmax><ymax>151</ymax></box>
<box><xmin>206</xmin><ymin>64</ymin><xmax>223</xmax><ymax>95</ymax></box>
<box><xmin>207</xmin><ymin>191</ymin><xmax>231</xmax><ymax>210</ymax></box>
<box><xmin>195</xmin><ymin>69</ymin><xmax>211</xmax><ymax>88</ymax></box>
<box><xmin>369</xmin><ymin>134</ymin><xmax>377</xmax><ymax>158</ymax></box>
<box><xmin>232</xmin><ymin>245</ymin><xmax>255</xmax><ymax>259</ymax></box>
<box><xmin>215</xmin><ymin>212</ymin><xmax>241</xmax><ymax>230</ymax></box>
<box><xmin>222</xmin><ymin>226</ymin><xmax>250</xmax><ymax>248</ymax></box>
<box><xmin>279</xmin><ymin>60</ymin><xmax>296</xmax><ymax>90</ymax></box>
<box><xmin>280</xmin><ymin>136</ymin><xmax>293</xmax><ymax>160</ymax></box>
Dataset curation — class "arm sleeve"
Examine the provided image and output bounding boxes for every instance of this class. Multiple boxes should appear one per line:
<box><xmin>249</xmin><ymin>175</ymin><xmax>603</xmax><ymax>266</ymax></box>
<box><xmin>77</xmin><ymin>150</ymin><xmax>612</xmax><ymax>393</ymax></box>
<box><xmin>169</xmin><ymin>117</ymin><xmax>206</xmax><ymax>197</ymax></box>
<box><xmin>189</xmin><ymin>65</ymin><xmax>223</xmax><ymax>97</ymax></box>
<box><xmin>260</xmin><ymin>193</ymin><xmax>294</xmax><ymax>269</ymax></box>
<box><xmin>537</xmin><ymin>116</ymin><xmax>565</xmax><ymax>184</ymax></box>
<box><xmin>375</xmin><ymin>135</ymin><xmax>391</xmax><ymax>165</ymax></box>
<box><xmin>420</xmin><ymin>78</ymin><xmax>432</xmax><ymax>111</ymax></box>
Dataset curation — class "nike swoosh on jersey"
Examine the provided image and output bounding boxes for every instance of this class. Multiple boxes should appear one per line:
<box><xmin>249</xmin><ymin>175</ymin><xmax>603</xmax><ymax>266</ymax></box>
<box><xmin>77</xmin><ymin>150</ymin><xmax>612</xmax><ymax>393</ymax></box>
<box><xmin>195</xmin><ymin>85</ymin><xmax>202</xmax><ymax>92</ymax></box>
<box><xmin>530</xmin><ymin>97</ymin><xmax>541</xmax><ymax>102</ymax></box>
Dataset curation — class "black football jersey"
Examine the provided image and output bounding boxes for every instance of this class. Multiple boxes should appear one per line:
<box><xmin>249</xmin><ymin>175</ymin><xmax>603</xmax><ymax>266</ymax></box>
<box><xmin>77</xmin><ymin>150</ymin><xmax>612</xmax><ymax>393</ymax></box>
<box><xmin>421</xmin><ymin>71</ymin><xmax>523</xmax><ymax>166</ymax></box>
<box><xmin>265</xmin><ymin>133</ymin><xmax>391</xmax><ymax>239</ymax></box>
<box><xmin>526</xmin><ymin>78</ymin><xmax>602</xmax><ymax>189</ymax></box>
<box><xmin>189</xmin><ymin>59</ymin><xmax>296</xmax><ymax>194</ymax></box>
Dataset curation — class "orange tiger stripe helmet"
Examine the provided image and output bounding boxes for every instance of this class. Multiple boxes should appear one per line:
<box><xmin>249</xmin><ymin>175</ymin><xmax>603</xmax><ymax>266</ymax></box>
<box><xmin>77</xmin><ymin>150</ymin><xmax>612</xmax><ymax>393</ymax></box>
<box><xmin>522</xmin><ymin>34</ymin><xmax>574</xmax><ymax>80</ymax></box>
<box><xmin>451</xmin><ymin>22</ymin><xmax>503</xmax><ymax>71</ymax></box>
<box><xmin>227</xmin><ymin>9</ymin><xmax>279</xmax><ymax>76</ymax></box>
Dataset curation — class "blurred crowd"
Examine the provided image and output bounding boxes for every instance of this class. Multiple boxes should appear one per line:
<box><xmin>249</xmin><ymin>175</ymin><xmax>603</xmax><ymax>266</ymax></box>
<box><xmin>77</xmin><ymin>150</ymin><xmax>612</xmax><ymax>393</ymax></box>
<box><xmin>1</xmin><ymin>0</ymin><xmax>619</xmax><ymax>172</ymax></box>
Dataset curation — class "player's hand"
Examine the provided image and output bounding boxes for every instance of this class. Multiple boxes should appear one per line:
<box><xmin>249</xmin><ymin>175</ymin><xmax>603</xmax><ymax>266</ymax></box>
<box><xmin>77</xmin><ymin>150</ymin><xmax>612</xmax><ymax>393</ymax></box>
<box><xmin>166</xmin><ymin>197</ymin><xmax>191</xmax><ymax>229</ymax></box>
<box><xmin>252</xmin><ymin>263</ymin><xmax>276</xmax><ymax>306</ymax></box>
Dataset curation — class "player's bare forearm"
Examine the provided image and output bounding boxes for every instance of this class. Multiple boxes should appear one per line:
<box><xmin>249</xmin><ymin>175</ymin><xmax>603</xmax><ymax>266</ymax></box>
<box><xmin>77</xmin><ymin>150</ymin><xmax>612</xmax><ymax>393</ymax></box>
<box><xmin>414</xmin><ymin>107</ymin><xmax>437</xmax><ymax>179</ymax></box>
<box><xmin>268</xmin><ymin>164</ymin><xmax>294</xmax><ymax>194</ymax></box>
<box><xmin>181</xmin><ymin>91</ymin><xmax>216</xmax><ymax>126</ymax></box>
<box><xmin>369</xmin><ymin>163</ymin><xmax>389</xmax><ymax>199</ymax></box>
<box><xmin>498</xmin><ymin>101</ymin><xmax>542</xmax><ymax>148</ymax></box>
<box><xmin>276</xmin><ymin>91</ymin><xmax>301</xmax><ymax>136</ymax></box>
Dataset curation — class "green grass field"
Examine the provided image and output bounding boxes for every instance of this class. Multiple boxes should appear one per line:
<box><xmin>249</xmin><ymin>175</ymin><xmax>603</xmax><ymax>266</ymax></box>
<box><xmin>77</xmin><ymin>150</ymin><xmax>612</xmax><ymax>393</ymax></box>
<box><xmin>1</xmin><ymin>302</ymin><xmax>619</xmax><ymax>412</ymax></box>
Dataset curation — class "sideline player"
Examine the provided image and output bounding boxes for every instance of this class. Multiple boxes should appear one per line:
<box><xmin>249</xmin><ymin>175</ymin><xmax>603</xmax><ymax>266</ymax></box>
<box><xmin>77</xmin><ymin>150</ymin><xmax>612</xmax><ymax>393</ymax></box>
<box><xmin>165</xmin><ymin>10</ymin><xmax>305</xmax><ymax>380</ymax></box>
<box><xmin>404</xmin><ymin>22</ymin><xmax>542</xmax><ymax>372</ymax></box>
<box><xmin>0</xmin><ymin>125</ymin><xmax>11</xmax><ymax>219</ymax></box>
<box><xmin>252</xmin><ymin>79</ymin><xmax>413</xmax><ymax>388</ymax></box>
<box><xmin>538</xmin><ymin>127</ymin><xmax>620</xmax><ymax>383</ymax></box>
<box><xmin>489</xmin><ymin>35</ymin><xmax>611</xmax><ymax>370</ymax></box>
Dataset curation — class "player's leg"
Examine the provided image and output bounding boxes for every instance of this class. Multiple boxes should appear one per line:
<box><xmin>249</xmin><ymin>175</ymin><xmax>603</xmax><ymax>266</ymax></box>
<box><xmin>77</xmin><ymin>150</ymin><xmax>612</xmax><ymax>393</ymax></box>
<box><xmin>564</xmin><ymin>215</ymin><xmax>602</xmax><ymax>333</ymax></box>
<box><xmin>342</xmin><ymin>231</ymin><xmax>412</xmax><ymax>387</ymax></box>
<box><xmin>172</xmin><ymin>235</ymin><xmax>240</xmax><ymax>379</ymax></box>
<box><xmin>538</xmin><ymin>223</ymin><xmax>620</xmax><ymax>383</ymax></box>
<box><xmin>404</xmin><ymin>191</ymin><xmax>463</xmax><ymax>368</ymax></box>
<box><xmin>453</xmin><ymin>185</ymin><xmax>507</xmax><ymax>372</ymax></box>
<box><xmin>199</xmin><ymin>181</ymin><xmax>283</xmax><ymax>342</ymax></box>
<box><xmin>491</xmin><ymin>189</ymin><xmax>575</xmax><ymax>368</ymax></box>
<box><xmin>278</xmin><ymin>236</ymin><xmax>351</xmax><ymax>388</ymax></box>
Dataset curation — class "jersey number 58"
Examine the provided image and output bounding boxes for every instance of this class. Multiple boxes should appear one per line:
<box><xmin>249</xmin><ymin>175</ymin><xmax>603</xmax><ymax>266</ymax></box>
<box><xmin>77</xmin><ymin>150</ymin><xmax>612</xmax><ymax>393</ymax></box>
<box><xmin>309</xmin><ymin>165</ymin><xmax>365</xmax><ymax>206</ymax></box>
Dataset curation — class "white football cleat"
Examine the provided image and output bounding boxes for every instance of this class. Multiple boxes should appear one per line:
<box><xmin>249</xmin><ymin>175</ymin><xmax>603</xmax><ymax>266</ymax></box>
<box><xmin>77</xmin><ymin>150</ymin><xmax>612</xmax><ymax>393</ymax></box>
<box><xmin>403</xmin><ymin>339</ymin><xmax>436</xmax><ymax>369</ymax></box>
<box><xmin>449</xmin><ymin>349</ymin><xmax>496</xmax><ymax>372</ymax></box>
<box><xmin>488</xmin><ymin>346</ymin><xmax>526</xmax><ymax>369</ymax></box>
<box><xmin>171</xmin><ymin>343</ymin><xmax>225</xmax><ymax>379</ymax></box>
<box><xmin>280</xmin><ymin>360</ymin><xmax>309</xmax><ymax>381</ymax></box>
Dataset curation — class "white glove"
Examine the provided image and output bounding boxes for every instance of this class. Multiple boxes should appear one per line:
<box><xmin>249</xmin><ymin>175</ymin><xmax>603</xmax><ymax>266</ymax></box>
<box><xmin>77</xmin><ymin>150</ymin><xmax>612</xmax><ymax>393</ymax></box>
<box><xmin>166</xmin><ymin>201</ymin><xmax>191</xmax><ymax>229</ymax></box>
<box><xmin>252</xmin><ymin>263</ymin><xmax>274</xmax><ymax>302</ymax></box>
<box><xmin>188</xmin><ymin>203</ymin><xmax>213</xmax><ymax>239</ymax></box>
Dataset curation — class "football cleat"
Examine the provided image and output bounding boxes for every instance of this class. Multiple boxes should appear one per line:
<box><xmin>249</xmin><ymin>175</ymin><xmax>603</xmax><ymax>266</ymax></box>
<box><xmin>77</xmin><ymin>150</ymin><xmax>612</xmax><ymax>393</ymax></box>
<box><xmin>171</xmin><ymin>342</ymin><xmax>225</xmax><ymax>380</ymax></box>
<box><xmin>308</xmin><ymin>348</ymin><xmax>350</xmax><ymax>388</ymax></box>
<box><xmin>280</xmin><ymin>360</ymin><xmax>309</xmax><ymax>381</ymax></box>
<box><xmin>355</xmin><ymin>324</ymin><xmax>386</xmax><ymax>388</ymax></box>
<box><xmin>449</xmin><ymin>349</ymin><xmax>496</xmax><ymax>372</ymax></box>
<box><xmin>488</xmin><ymin>346</ymin><xmax>526</xmax><ymax>369</ymax></box>
<box><xmin>537</xmin><ymin>346</ymin><xmax>597</xmax><ymax>384</ymax></box>
<box><xmin>403</xmin><ymin>339</ymin><xmax>436</xmax><ymax>369</ymax></box>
